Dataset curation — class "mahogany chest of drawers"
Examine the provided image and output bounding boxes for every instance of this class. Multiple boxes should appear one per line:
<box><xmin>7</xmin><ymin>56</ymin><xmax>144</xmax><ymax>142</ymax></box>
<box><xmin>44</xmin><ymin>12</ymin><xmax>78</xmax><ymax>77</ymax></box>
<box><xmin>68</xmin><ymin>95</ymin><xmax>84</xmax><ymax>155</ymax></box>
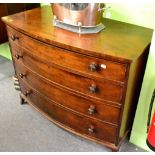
<box><xmin>2</xmin><ymin>6</ymin><xmax>153</xmax><ymax>151</ymax></box>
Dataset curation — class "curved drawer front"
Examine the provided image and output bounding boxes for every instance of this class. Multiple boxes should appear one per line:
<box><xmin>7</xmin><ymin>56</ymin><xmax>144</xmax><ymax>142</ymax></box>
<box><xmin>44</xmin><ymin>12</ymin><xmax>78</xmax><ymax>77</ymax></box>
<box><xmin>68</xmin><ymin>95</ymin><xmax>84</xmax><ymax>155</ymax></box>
<box><xmin>8</xmin><ymin>26</ymin><xmax>127</xmax><ymax>82</ymax></box>
<box><xmin>15</xmin><ymin>62</ymin><xmax>121</xmax><ymax>125</ymax></box>
<box><xmin>19</xmin><ymin>79</ymin><xmax>117</xmax><ymax>144</ymax></box>
<box><xmin>13</xmin><ymin>49</ymin><xmax>124</xmax><ymax>103</ymax></box>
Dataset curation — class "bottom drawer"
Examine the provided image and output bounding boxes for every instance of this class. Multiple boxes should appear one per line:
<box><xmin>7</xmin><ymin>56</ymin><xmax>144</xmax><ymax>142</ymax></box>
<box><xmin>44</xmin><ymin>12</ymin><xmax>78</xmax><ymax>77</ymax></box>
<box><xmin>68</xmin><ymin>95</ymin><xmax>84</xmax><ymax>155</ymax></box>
<box><xmin>19</xmin><ymin>79</ymin><xmax>117</xmax><ymax>144</ymax></box>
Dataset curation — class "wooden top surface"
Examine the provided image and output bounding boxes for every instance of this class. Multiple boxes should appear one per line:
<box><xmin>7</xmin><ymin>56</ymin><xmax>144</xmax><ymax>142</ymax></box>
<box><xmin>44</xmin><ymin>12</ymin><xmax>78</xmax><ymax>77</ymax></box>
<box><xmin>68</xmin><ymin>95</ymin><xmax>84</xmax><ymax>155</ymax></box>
<box><xmin>1</xmin><ymin>6</ymin><xmax>153</xmax><ymax>63</ymax></box>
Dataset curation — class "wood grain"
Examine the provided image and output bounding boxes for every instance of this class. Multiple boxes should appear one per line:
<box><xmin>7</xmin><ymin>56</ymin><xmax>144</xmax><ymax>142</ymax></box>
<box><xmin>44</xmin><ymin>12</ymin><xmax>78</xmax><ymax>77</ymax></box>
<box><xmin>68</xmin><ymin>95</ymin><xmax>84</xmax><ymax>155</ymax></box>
<box><xmin>19</xmin><ymin>78</ymin><xmax>118</xmax><ymax>144</ymax></box>
<box><xmin>2</xmin><ymin>6</ymin><xmax>153</xmax><ymax>151</ymax></box>
<box><xmin>15</xmin><ymin>60</ymin><xmax>121</xmax><ymax>125</ymax></box>
<box><xmin>12</xmin><ymin>48</ymin><xmax>125</xmax><ymax>103</ymax></box>
<box><xmin>1</xmin><ymin>6</ymin><xmax>153</xmax><ymax>63</ymax></box>
<box><xmin>8</xmin><ymin>26</ymin><xmax>127</xmax><ymax>82</ymax></box>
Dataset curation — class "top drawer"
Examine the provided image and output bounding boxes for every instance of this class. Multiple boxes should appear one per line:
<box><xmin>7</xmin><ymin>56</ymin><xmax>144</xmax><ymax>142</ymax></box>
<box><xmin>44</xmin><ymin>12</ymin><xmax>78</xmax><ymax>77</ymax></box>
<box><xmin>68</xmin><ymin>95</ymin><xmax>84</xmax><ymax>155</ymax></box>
<box><xmin>7</xmin><ymin>26</ymin><xmax>127</xmax><ymax>82</ymax></box>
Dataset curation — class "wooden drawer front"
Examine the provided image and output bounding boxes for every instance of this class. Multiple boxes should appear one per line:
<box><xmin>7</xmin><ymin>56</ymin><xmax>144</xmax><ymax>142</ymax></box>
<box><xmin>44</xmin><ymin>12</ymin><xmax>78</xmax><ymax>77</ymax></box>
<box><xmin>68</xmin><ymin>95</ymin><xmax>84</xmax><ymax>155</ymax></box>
<box><xmin>13</xmin><ymin>49</ymin><xmax>124</xmax><ymax>103</ymax></box>
<box><xmin>8</xmin><ymin>26</ymin><xmax>127</xmax><ymax>82</ymax></box>
<box><xmin>15</xmin><ymin>62</ymin><xmax>121</xmax><ymax>125</ymax></box>
<box><xmin>19</xmin><ymin>79</ymin><xmax>117</xmax><ymax>144</ymax></box>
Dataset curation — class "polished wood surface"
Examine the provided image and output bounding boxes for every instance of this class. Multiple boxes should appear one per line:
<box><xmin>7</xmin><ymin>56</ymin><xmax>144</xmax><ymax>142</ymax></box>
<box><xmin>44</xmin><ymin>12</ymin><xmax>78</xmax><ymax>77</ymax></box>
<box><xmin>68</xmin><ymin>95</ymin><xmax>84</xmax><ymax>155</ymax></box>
<box><xmin>19</xmin><ymin>78</ymin><xmax>118</xmax><ymax>144</ymax></box>
<box><xmin>2</xmin><ymin>6</ymin><xmax>153</xmax><ymax>62</ymax></box>
<box><xmin>12</xmin><ymin>47</ymin><xmax>124</xmax><ymax>103</ymax></box>
<box><xmin>15</xmin><ymin>60</ymin><xmax>121</xmax><ymax>125</ymax></box>
<box><xmin>0</xmin><ymin>3</ymin><xmax>40</xmax><ymax>44</ymax></box>
<box><xmin>20</xmin><ymin>92</ymin><xmax>119</xmax><ymax>151</ymax></box>
<box><xmin>7</xmin><ymin>26</ymin><xmax>127</xmax><ymax>83</ymax></box>
<box><xmin>2</xmin><ymin>6</ymin><xmax>153</xmax><ymax>151</ymax></box>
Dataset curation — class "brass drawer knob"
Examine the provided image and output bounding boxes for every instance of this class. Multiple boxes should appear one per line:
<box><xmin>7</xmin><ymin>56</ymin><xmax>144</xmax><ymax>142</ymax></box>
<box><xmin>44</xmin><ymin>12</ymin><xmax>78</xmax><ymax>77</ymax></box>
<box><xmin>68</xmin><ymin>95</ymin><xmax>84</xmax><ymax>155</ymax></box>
<box><xmin>15</xmin><ymin>54</ymin><xmax>23</xmax><ymax>59</ymax></box>
<box><xmin>19</xmin><ymin>73</ymin><xmax>26</xmax><ymax>78</ymax></box>
<box><xmin>88</xmin><ymin>105</ymin><xmax>96</xmax><ymax>115</ymax></box>
<box><xmin>89</xmin><ymin>84</ymin><xmax>97</xmax><ymax>93</ymax></box>
<box><xmin>88</xmin><ymin>125</ymin><xmax>95</xmax><ymax>134</ymax></box>
<box><xmin>24</xmin><ymin>90</ymin><xmax>31</xmax><ymax>96</ymax></box>
<box><xmin>10</xmin><ymin>34</ymin><xmax>19</xmax><ymax>41</ymax></box>
<box><xmin>89</xmin><ymin>63</ymin><xmax>99</xmax><ymax>72</ymax></box>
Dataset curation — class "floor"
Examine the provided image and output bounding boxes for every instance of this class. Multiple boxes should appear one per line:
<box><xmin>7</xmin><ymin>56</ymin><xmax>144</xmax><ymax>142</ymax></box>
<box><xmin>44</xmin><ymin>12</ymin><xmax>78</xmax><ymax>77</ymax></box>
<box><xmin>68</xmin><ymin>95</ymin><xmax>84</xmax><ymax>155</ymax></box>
<box><xmin>0</xmin><ymin>55</ymin><xmax>146</xmax><ymax>152</ymax></box>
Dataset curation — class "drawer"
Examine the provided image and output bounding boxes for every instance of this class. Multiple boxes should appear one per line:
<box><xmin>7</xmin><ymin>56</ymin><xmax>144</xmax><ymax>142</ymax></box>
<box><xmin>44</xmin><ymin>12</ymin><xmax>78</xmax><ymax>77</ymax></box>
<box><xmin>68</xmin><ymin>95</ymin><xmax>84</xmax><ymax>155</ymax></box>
<box><xmin>8</xmin><ymin>26</ymin><xmax>127</xmax><ymax>82</ymax></box>
<box><xmin>13</xmin><ymin>49</ymin><xmax>124</xmax><ymax>103</ymax></box>
<box><xmin>19</xmin><ymin>79</ymin><xmax>117</xmax><ymax>144</ymax></box>
<box><xmin>15</xmin><ymin>61</ymin><xmax>121</xmax><ymax>125</ymax></box>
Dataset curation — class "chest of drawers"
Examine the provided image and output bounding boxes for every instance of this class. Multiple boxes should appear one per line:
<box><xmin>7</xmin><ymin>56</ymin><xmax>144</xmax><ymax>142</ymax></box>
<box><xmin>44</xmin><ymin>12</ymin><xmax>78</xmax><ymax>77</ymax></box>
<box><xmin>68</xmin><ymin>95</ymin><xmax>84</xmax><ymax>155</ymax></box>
<box><xmin>2</xmin><ymin>6</ymin><xmax>153</xmax><ymax>151</ymax></box>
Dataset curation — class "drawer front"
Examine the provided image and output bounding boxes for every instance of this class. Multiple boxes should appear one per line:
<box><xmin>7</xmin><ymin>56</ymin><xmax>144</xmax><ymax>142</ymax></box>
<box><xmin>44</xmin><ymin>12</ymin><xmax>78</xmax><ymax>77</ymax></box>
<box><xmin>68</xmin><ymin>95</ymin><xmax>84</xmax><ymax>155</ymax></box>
<box><xmin>15</xmin><ymin>61</ymin><xmax>121</xmax><ymax>125</ymax></box>
<box><xmin>13</xmin><ymin>48</ymin><xmax>124</xmax><ymax>103</ymax></box>
<box><xmin>19</xmin><ymin>79</ymin><xmax>117</xmax><ymax>144</ymax></box>
<box><xmin>8</xmin><ymin>26</ymin><xmax>127</xmax><ymax>82</ymax></box>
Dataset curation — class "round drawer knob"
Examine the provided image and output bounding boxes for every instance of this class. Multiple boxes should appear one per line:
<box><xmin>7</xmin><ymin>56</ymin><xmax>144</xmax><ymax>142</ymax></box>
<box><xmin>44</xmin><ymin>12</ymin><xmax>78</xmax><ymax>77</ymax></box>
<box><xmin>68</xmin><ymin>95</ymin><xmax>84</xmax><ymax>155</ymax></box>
<box><xmin>24</xmin><ymin>90</ymin><xmax>31</xmax><ymax>96</ymax></box>
<box><xmin>88</xmin><ymin>105</ymin><xmax>96</xmax><ymax>115</ymax></box>
<box><xmin>89</xmin><ymin>84</ymin><xmax>97</xmax><ymax>93</ymax></box>
<box><xmin>88</xmin><ymin>125</ymin><xmax>95</xmax><ymax>134</ymax></box>
<box><xmin>15</xmin><ymin>54</ymin><xmax>23</xmax><ymax>59</ymax></box>
<box><xmin>89</xmin><ymin>63</ymin><xmax>99</xmax><ymax>72</ymax></box>
<box><xmin>19</xmin><ymin>73</ymin><xmax>26</xmax><ymax>79</ymax></box>
<box><xmin>11</xmin><ymin>34</ymin><xmax>19</xmax><ymax>41</ymax></box>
